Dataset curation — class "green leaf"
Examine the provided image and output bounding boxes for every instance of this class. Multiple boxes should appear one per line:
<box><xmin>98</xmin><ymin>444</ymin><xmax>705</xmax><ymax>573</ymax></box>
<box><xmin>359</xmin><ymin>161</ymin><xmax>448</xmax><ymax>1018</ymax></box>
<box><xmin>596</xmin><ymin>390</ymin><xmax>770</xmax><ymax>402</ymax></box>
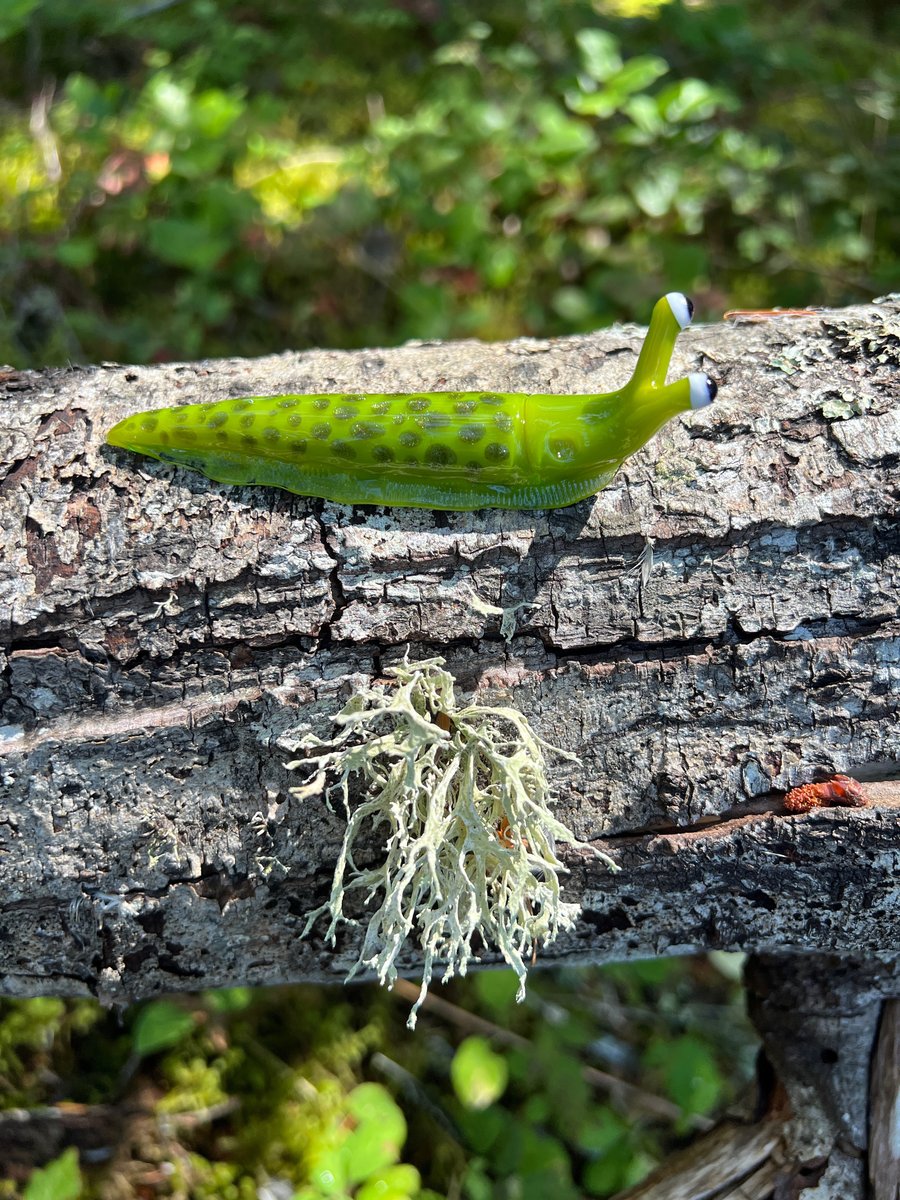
<box><xmin>631</xmin><ymin>166</ymin><xmax>681</xmax><ymax>218</ymax></box>
<box><xmin>451</xmin><ymin>1036</ymin><xmax>509</xmax><ymax>1110</ymax></box>
<box><xmin>576</xmin><ymin>30</ymin><xmax>623</xmax><ymax>82</ymax></box>
<box><xmin>456</xmin><ymin>1103</ymin><xmax>507</xmax><ymax>1154</ymax></box>
<box><xmin>193</xmin><ymin>88</ymin><xmax>245</xmax><ymax>139</ymax></box>
<box><xmin>23</xmin><ymin>1148</ymin><xmax>82</xmax><ymax>1200</ymax></box>
<box><xmin>532</xmin><ymin>102</ymin><xmax>597</xmax><ymax>160</ymax></box>
<box><xmin>658</xmin><ymin>78</ymin><xmax>726</xmax><ymax>124</ymax></box>
<box><xmin>131</xmin><ymin>999</ymin><xmax>196</xmax><ymax>1057</ymax></box>
<box><xmin>306</xmin><ymin>1147</ymin><xmax>348</xmax><ymax>1196</ymax></box>
<box><xmin>343</xmin><ymin>1083</ymin><xmax>407</xmax><ymax>1184</ymax></box>
<box><xmin>355</xmin><ymin>1164</ymin><xmax>421</xmax><ymax>1200</ymax></box>
<box><xmin>575</xmin><ymin>1105</ymin><xmax>629</xmax><ymax>1155</ymax></box>
<box><xmin>649</xmin><ymin>1034</ymin><xmax>725</xmax><ymax>1118</ymax></box>
<box><xmin>608</xmin><ymin>56</ymin><xmax>669</xmax><ymax>98</ymax></box>
<box><xmin>147</xmin><ymin>219</ymin><xmax>230</xmax><ymax>272</ymax></box>
<box><xmin>55</xmin><ymin>239</ymin><xmax>97</xmax><ymax>269</ymax></box>
<box><xmin>473</xmin><ymin>968</ymin><xmax>521</xmax><ymax>1017</ymax></box>
<box><xmin>205</xmin><ymin>986</ymin><xmax>253</xmax><ymax>1012</ymax></box>
<box><xmin>0</xmin><ymin>0</ymin><xmax>39</xmax><ymax>41</ymax></box>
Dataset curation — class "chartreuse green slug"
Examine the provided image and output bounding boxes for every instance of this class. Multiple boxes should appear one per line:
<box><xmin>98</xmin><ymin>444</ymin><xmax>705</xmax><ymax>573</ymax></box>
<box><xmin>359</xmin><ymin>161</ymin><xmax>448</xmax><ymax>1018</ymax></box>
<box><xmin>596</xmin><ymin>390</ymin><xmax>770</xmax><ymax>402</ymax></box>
<box><xmin>107</xmin><ymin>293</ymin><xmax>716</xmax><ymax>510</ymax></box>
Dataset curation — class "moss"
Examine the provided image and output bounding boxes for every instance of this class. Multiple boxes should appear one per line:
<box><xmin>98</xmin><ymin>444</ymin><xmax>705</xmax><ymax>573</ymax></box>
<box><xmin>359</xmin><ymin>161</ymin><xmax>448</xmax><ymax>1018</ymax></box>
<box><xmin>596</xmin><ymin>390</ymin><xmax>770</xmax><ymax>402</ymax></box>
<box><xmin>286</xmin><ymin>656</ymin><xmax>617</xmax><ymax>1029</ymax></box>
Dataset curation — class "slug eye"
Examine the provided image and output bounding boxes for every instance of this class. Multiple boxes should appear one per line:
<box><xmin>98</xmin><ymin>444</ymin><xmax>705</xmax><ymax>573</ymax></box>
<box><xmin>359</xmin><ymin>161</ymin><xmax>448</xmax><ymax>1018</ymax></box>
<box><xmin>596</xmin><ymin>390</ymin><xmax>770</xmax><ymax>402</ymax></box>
<box><xmin>688</xmin><ymin>372</ymin><xmax>717</xmax><ymax>409</ymax></box>
<box><xmin>665</xmin><ymin>292</ymin><xmax>694</xmax><ymax>329</ymax></box>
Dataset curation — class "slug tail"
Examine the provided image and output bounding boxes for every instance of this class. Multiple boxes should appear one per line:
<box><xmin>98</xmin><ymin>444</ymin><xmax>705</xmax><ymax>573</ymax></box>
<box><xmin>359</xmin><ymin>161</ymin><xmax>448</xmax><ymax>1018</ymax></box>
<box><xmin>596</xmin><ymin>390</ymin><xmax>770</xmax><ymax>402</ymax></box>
<box><xmin>106</xmin><ymin>416</ymin><xmax>137</xmax><ymax>450</ymax></box>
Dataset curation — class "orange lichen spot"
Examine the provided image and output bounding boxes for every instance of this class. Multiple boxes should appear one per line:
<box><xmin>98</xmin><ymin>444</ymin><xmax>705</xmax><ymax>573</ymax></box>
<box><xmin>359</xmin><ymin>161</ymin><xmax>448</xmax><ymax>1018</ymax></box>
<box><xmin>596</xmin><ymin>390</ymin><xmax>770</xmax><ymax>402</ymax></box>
<box><xmin>497</xmin><ymin>815</ymin><xmax>515</xmax><ymax>848</ymax></box>
<box><xmin>784</xmin><ymin>774</ymin><xmax>868</xmax><ymax>814</ymax></box>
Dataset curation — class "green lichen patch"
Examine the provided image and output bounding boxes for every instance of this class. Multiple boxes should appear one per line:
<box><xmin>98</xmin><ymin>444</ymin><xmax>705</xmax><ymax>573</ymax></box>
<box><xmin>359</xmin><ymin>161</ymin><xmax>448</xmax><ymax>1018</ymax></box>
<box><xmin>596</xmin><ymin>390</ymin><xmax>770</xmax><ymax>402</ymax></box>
<box><xmin>286</xmin><ymin>656</ymin><xmax>617</xmax><ymax>1029</ymax></box>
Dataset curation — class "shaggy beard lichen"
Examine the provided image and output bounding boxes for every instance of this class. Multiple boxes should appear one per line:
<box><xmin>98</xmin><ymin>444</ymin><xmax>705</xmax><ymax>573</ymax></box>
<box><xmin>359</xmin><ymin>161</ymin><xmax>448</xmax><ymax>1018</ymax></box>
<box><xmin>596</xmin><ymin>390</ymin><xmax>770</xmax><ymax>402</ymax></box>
<box><xmin>286</xmin><ymin>656</ymin><xmax>617</xmax><ymax>1029</ymax></box>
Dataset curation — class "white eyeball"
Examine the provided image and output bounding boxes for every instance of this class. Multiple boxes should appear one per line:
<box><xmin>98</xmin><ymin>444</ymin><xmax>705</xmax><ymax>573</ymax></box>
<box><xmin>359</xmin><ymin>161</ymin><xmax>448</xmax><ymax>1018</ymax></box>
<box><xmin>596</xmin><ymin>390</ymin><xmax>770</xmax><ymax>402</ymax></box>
<box><xmin>688</xmin><ymin>373</ymin><xmax>717</xmax><ymax>409</ymax></box>
<box><xmin>665</xmin><ymin>292</ymin><xmax>694</xmax><ymax>330</ymax></box>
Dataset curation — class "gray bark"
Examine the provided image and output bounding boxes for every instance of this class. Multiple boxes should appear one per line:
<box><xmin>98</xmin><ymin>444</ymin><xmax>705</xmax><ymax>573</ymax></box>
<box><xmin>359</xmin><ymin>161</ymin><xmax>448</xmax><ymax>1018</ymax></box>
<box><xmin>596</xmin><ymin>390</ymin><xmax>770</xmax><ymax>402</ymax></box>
<box><xmin>2</xmin><ymin>298</ymin><xmax>898</xmax><ymax>1197</ymax></box>
<box><xmin>0</xmin><ymin>300</ymin><xmax>897</xmax><ymax>1004</ymax></box>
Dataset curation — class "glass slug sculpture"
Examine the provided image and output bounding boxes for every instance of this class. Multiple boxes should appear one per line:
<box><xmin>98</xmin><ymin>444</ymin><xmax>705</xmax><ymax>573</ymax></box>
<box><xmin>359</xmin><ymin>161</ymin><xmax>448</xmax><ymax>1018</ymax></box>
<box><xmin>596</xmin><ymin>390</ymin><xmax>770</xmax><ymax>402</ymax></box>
<box><xmin>107</xmin><ymin>293</ymin><xmax>716</xmax><ymax>510</ymax></box>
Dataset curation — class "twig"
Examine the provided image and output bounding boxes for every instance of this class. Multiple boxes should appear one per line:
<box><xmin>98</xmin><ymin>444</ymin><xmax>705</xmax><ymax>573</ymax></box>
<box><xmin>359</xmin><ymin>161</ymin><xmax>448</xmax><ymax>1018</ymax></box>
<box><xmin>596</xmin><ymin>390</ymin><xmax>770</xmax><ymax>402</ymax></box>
<box><xmin>391</xmin><ymin>977</ymin><xmax>711</xmax><ymax>1129</ymax></box>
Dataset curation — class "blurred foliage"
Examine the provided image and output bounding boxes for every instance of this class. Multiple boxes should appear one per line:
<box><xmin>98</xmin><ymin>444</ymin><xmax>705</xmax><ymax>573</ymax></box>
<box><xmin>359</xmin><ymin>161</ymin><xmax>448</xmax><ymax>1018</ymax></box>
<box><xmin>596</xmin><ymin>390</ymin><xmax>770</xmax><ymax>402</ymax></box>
<box><xmin>0</xmin><ymin>0</ymin><xmax>896</xmax><ymax>366</ymax></box>
<box><xmin>0</xmin><ymin>958</ymin><xmax>756</xmax><ymax>1199</ymax></box>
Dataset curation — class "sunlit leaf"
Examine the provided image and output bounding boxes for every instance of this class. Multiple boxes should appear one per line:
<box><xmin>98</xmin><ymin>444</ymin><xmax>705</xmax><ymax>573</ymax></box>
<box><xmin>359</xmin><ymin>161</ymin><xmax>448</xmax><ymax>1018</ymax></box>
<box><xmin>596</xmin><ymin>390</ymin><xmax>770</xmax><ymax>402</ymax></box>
<box><xmin>451</xmin><ymin>1037</ymin><xmax>509</xmax><ymax>1110</ymax></box>
<box><xmin>576</xmin><ymin>30</ymin><xmax>623</xmax><ymax>82</ymax></box>
<box><xmin>131</xmin><ymin>1000</ymin><xmax>196</xmax><ymax>1057</ymax></box>
<box><xmin>343</xmin><ymin>1083</ymin><xmax>407</xmax><ymax>1183</ymax></box>
<box><xmin>23</xmin><ymin>1148</ymin><xmax>81</xmax><ymax>1200</ymax></box>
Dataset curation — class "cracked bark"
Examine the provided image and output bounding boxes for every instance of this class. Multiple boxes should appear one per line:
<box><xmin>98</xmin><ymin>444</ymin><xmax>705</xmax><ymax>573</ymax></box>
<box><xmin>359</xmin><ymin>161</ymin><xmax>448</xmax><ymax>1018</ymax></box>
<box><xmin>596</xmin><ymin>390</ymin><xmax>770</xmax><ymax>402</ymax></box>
<box><xmin>1</xmin><ymin>300</ymin><xmax>898</xmax><ymax>1196</ymax></box>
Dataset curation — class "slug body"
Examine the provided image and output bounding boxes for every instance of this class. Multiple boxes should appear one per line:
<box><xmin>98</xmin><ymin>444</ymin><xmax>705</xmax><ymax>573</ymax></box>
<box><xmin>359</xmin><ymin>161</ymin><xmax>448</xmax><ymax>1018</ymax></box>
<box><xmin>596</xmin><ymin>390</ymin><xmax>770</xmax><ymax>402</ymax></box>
<box><xmin>107</xmin><ymin>293</ymin><xmax>716</xmax><ymax>510</ymax></box>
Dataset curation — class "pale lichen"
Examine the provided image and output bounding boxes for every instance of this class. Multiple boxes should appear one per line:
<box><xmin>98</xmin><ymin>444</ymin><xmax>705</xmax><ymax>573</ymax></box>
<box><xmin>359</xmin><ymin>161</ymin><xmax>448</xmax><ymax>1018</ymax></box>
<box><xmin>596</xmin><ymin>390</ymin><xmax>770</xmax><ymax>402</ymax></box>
<box><xmin>285</xmin><ymin>655</ymin><xmax>617</xmax><ymax>1029</ymax></box>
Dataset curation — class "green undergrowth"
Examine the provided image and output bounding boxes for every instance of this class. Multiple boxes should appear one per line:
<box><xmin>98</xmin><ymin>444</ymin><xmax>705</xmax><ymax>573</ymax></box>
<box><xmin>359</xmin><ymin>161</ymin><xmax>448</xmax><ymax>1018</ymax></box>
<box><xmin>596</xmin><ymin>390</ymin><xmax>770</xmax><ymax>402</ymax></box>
<box><xmin>0</xmin><ymin>957</ymin><xmax>757</xmax><ymax>1199</ymax></box>
<box><xmin>0</xmin><ymin>1</ymin><xmax>895</xmax><ymax>364</ymax></box>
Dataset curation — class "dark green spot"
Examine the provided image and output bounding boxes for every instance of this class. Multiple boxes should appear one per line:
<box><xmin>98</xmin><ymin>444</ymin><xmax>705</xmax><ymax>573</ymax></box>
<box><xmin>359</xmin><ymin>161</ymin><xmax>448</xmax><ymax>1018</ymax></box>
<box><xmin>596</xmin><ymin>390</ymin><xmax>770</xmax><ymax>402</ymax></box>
<box><xmin>288</xmin><ymin>413</ymin><xmax>302</xmax><ymax>428</ymax></box>
<box><xmin>550</xmin><ymin>438</ymin><xmax>577</xmax><ymax>463</ymax></box>
<box><xmin>332</xmin><ymin>440</ymin><xmax>357</xmax><ymax>461</ymax></box>
<box><xmin>313</xmin><ymin>398</ymin><xmax>330</xmax><ymax>411</ymax></box>
<box><xmin>215</xmin><ymin>430</ymin><xmax>229</xmax><ymax>443</ymax></box>
<box><xmin>455</xmin><ymin>399</ymin><xmax>478</xmax><ymax>415</ymax></box>
<box><xmin>279</xmin><ymin>398</ymin><xmax>299</xmax><ymax>409</ymax></box>
<box><xmin>312</xmin><ymin>423</ymin><xmax>331</xmax><ymax>439</ymax></box>
<box><xmin>372</xmin><ymin>445</ymin><xmax>395</xmax><ymax>464</ymax></box>
<box><xmin>466</xmin><ymin>460</ymin><xmax>482</xmax><ymax>471</ymax></box>
<box><xmin>334</xmin><ymin>406</ymin><xmax>355</xmax><ymax>420</ymax></box>
<box><xmin>485</xmin><ymin>442</ymin><xmax>509</xmax><ymax>463</ymax></box>
<box><xmin>371</xmin><ymin>401</ymin><xmax>392</xmax><ymax>415</ymax></box>
<box><xmin>179</xmin><ymin>429</ymin><xmax>197</xmax><ymax>444</ymax></box>
<box><xmin>159</xmin><ymin>432</ymin><xmax>170</xmax><ymax>444</ymax></box>
<box><xmin>353</xmin><ymin>421</ymin><xmax>385</xmax><ymax>440</ymax></box>
<box><xmin>173</xmin><ymin>410</ymin><xmax>190</xmax><ymax>423</ymax></box>
<box><xmin>242</xmin><ymin>434</ymin><xmax>257</xmax><ymax>447</ymax></box>
<box><xmin>206</xmin><ymin>412</ymin><xmax>228</xmax><ymax>429</ymax></box>
<box><xmin>290</xmin><ymin>439</ymin><xmax>308</xmax><ymax>454</ymax></box>
<box><xmin>393</xmin><ymin>414</ymin><xmax>405</xmax><ymax>426</ymax></box>
<box><xmin>240</xmin><ymin>414</ymin><xmax>255</xmax><ymax>429</ymax></box>
<box><xmin>263</xmin><ymin>427</ymin><xmax>281</xmax><ymax>442</ymax></box>
<box><xmin>398</xmin><ymin>431</ymin><xmax>420</xmax><ymax>448</ymax></box>
<box><xmin>343</xmin><ymin>394</ymin><xmax>366</xmax><ymax>403</ymax></box>
<box><xmin>458</xmin><ymin>423</ymin><xmax>485</xmax><ymax>443</ymax></box>
<box><xmin>140</xmin><ymin>415</ymin><xmax>159</xmax><ymax>432</ymax></box>
<box><xmin>494</xmin><ymin>412</ymin><xmax>514</xmax><ymax>433</ymax></box>
<box><xmin>480</xmin><ymin>393</ymin><xmax>505</xmax><ymax>406</ymax></box>
<box><xmin>231</xmin><ymin>398</ymin><xmax>252</xmax><ymax>412</ymax></box>
<box><xmin>407</xmin><ymin>397</ymin><xmax>430</xmax><ymax>412</ymax></box>
<box><xmin>425</xmin><ymin>444</ymin><xmax>456</xmax><ymax>466</ymax></box>
<box><xmin>404</xmin><ymin>456</ymin><xmax>418</xmax><ymax>466</ymax></box>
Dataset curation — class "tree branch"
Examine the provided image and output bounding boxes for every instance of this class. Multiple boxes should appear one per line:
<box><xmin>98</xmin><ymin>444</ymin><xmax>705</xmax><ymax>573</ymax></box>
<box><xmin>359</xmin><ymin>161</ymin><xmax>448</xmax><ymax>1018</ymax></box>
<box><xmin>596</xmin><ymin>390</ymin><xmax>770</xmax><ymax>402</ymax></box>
<box><xmin>0</xmin><ymin>299</ymin><xmax>897</xmax><ymax>1003</ymax></box>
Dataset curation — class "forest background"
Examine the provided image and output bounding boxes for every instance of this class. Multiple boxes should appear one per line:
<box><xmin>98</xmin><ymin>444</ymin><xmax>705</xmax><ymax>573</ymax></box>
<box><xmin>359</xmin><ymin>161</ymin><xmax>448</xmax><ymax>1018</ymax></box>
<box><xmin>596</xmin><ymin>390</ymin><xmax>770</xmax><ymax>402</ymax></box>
<box><xmin>0</xmin><ymin>1</ymin><xmax>896</xmax><ymax>1197</ymax></box>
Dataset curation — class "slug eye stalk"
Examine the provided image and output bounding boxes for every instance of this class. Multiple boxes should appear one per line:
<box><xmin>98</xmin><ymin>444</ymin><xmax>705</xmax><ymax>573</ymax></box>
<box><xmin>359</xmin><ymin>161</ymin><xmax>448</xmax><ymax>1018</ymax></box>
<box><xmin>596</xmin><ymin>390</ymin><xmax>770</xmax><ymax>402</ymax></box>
<box><xmin>631</xmin><ymin>291</ymin><xmax>696</xmax><ymax>393</ymax></box>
